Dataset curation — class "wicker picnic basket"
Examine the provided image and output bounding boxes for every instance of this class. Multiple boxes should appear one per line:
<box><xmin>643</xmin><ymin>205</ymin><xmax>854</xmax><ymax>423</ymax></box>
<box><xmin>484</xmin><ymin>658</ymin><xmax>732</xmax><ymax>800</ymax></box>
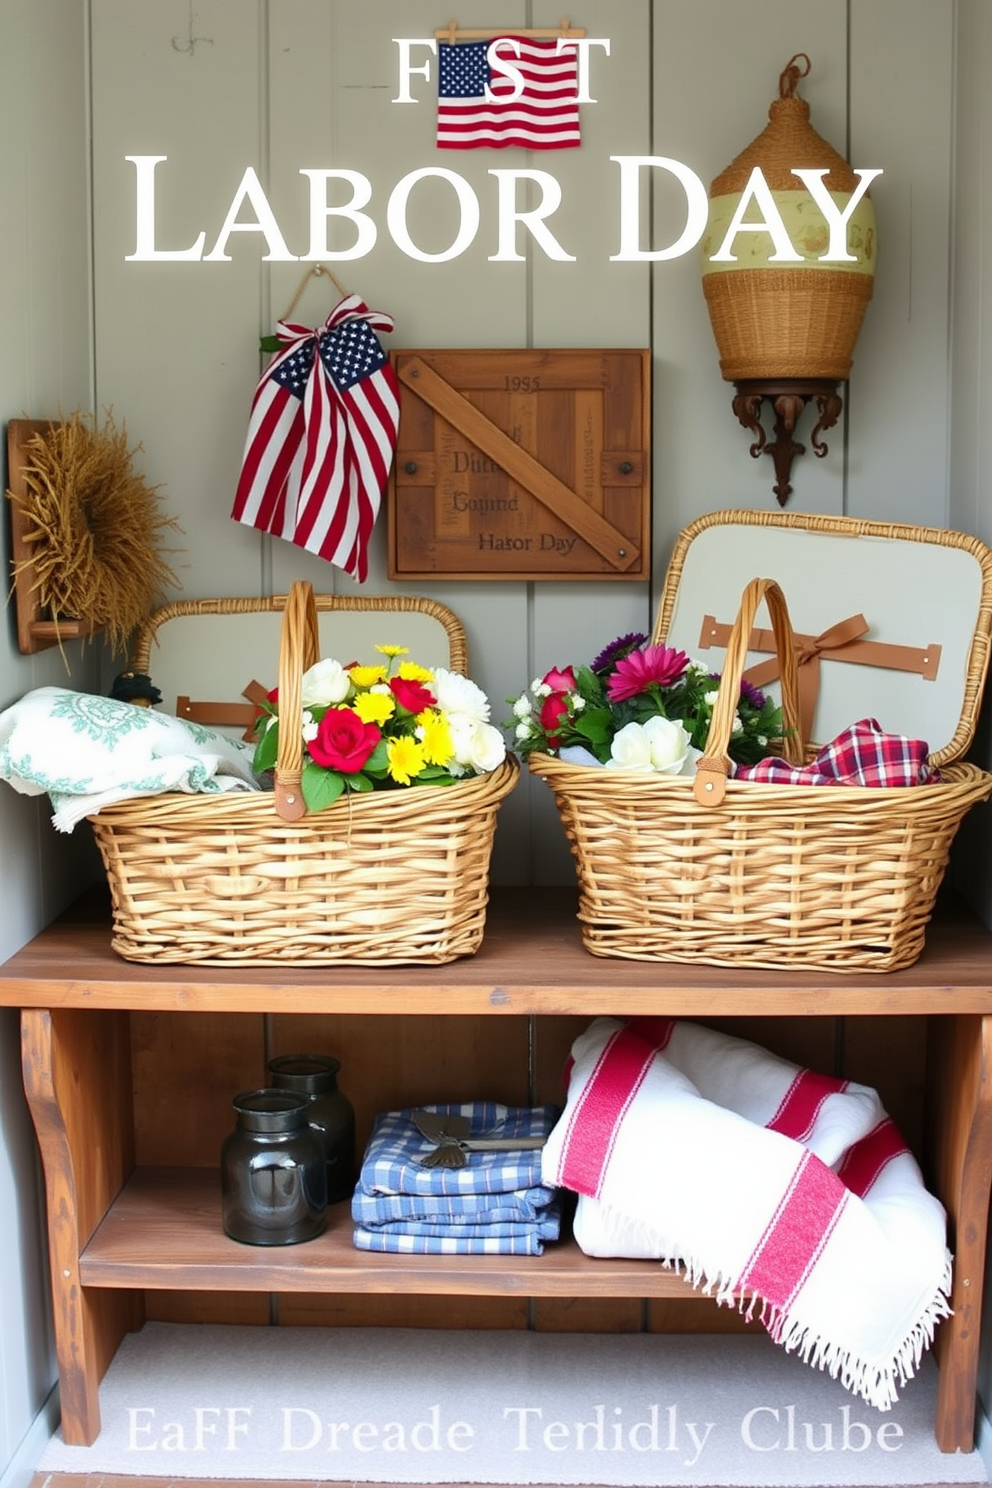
<box><xmin>527</xmin><ymin>575</ymin><xmax>992</xmax><ymax>973</ymax></box>
<box><xmin>89</xmin><ymin>580</ymin><xmax>518</xmax><ymax>965</ymax></box>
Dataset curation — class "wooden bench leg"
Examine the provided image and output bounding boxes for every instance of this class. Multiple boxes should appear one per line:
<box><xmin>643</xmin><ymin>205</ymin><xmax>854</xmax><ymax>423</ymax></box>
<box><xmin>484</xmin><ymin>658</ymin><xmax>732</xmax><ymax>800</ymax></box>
<box><xmin>21</xmin><ymin>1007</ymin><xmax>140</xmax><ymax>1447</ymax></box>
<box><xmin>928</xmin><ymin>1013</ymin><xmax>992</xmax><ymax>1453</ymax></box>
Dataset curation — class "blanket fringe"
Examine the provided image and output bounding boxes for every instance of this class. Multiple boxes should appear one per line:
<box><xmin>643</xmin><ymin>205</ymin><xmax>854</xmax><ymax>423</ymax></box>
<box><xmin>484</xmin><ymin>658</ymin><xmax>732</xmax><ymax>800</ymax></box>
<box><xmin>660</xmin><ymin>1248</ymin><xmax>954</xmax><ymax>1411</ymax></box>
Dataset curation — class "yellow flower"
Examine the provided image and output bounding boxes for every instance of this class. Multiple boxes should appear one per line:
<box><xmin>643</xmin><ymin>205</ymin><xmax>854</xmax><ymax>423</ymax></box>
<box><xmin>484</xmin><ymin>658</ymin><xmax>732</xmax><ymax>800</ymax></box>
<box><xmin>349</xmin><ymin>664</ymin><xmax>387</xmax><ymax>688</ymax></box>
<box><xmin>354</xmin><ymin>691</ymin><xmax>395</xmax><ymax>726</ymax></box>
<box><xmin>386</xmin><ymin>735</ymin><xmax>425</xmax><ymax>784</ymax></box>
<box><xmin>375</xmin><ymin>644</ymin><xmax>409</xmax><ymax>658</ymax></box>
<box><xmin>397</xmin><ymin>661</ymin><xmax>434</xmax><ymax>683</ymax></box>
<box><xmin>416</xmin><ymin>708</ymin><xmax>454</xmax><ymax>766</ymax></box>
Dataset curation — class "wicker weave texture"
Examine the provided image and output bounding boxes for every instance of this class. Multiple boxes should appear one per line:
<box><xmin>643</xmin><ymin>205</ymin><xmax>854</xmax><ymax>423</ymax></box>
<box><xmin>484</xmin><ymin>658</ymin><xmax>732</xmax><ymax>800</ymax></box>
<box><xmin>702</xmin><ymin>270</ymin><xmax>874</xmax><ymax>381</ymax></box>
<box><xmin>528</xmin><ymin>753</ymin><xmax>990</xmax><ymax>972</ymax></box>
<box><xmin>702</xmin><ymin>63</ymin><xmax>875</xmax><ymax>383</ymax></box>
<box><xmin>90</xmin><ymin>763</ymin><xmax>518</xmax><ymax>964</ymax></box>
<box><xmin>528</xmin><ymin>573</ymin><xmax>992</xmax><ymax>973</ymax></box>
<box><xmin>90</xmin><ymin>581</ymin><xmax>518</xmax><ymax>965</ymax></box>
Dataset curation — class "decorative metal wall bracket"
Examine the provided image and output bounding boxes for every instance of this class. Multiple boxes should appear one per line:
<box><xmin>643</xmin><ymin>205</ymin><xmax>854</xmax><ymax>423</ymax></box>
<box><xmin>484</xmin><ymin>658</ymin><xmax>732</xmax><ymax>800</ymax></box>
<box><xmin>731</xmin><ymin>378</ymin><xmax>844</xmax><ymax>506</ymax></box>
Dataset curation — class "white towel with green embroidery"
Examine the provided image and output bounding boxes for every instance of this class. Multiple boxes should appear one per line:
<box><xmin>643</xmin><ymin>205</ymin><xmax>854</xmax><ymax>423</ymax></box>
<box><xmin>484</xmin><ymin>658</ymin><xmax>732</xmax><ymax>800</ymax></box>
<box><xmin>0</xmin><ymin>687</ymin><xmax>261</xmax><ymax>831</ymax></box>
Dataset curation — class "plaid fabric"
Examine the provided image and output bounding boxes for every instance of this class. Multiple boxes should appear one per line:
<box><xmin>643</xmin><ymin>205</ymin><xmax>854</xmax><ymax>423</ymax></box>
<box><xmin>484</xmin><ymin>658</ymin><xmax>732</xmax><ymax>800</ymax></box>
<box><xmin>351</xmin><ymin>1189</ymin><xmax>557</xmax><ymax>1226</ymax></box>
<box><xmin>735</xmin><ymin>717</ymin><xmax>935</xmax><ymax>788</ymax></box>
<box><xmin>356</xmin><ymin>1102</ymin><xmax>557</xmax><ymax>1200</ymax></box>
<box><xmin>353</xmin><ymin>1102</ymin><xmax>561</xmax><ymax>1255</ymax></box>
<box><xmin>352</xmin><ymin>1200</ymin><xmax>562</xmax><ymax>1256</ymax></box>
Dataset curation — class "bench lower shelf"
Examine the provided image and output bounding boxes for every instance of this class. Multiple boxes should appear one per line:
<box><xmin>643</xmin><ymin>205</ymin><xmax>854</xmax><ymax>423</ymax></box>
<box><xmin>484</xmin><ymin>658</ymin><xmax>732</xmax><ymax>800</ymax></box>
<box><xmin>6</xmin><ymin>893</ymin><xmax>992</xmax><ymax>1456</ymax></box>
<box><xmin>83</xmin><ymin>1167</ymin><xmax>702</xmax><ymax>1299</ymax></box>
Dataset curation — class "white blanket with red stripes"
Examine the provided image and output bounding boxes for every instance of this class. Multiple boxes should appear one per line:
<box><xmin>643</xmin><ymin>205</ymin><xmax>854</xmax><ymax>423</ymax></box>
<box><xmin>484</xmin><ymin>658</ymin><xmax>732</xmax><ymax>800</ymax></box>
<box><xmin>541</xmin><ymin>1016</ymin><xmax>951</xmax><ymax>1411</ymax></box>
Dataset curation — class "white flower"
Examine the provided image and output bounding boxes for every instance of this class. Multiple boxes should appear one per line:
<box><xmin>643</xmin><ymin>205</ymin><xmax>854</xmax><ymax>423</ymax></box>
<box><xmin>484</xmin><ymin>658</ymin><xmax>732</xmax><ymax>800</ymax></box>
<box><xmin>572</xmin><ymin>696</ymin><xmax>585</xmax><ymax>711</ymax></box>
<box><xmin>512</xmin><ymin>692</ymin><xmax>533</xmax><ymax>719</ymax></box>
<box><xmin>606</xmin><ymin>716</ymin><xmax>699</xmax><ymax>776</ymax></box>
<box><xmin>301</xmin><ymin>708</ymin><xmax>318</xmax><ymax>743</ymax></box>
<box><xmin>732</xmin><ymin>712</ymin><xmax>743</xmax><ymax>735</ymax></box>
<box><xmin>757</xmin><ymin>735</ymin><xmax>768</xmax><ymax>747</ymax></box>
<box><xmin>531</xmin><ymin>677</ymin><xmax>551</xmax><ymax>698</ymax></box>
<box><xmin>515</xmin><ymin>721</ymin><xmax>532</xmax><ymax>742</ymax></box>
<box><xmin>301</xmin><ymin>658</ymin><xmax>350</xmax><ymax>707</ymax></box>
<box><xmin>448</xmin><ymin>715</ymin><xmax>506</xmax><ymax>773</ymax></box>
<box><xmin>704</xmin><ymin>689</ymin><xmax>720</xmax><ymax>707</ymax></box>
<box><xmin>432</xmin><ymin>667</ymin><xmax>491</xmax><ymax>722</ymax></box>
<box><xmin>370</xmin><ymin>683</ymin><xmax>391</xmax><ymax>696</ymax></box>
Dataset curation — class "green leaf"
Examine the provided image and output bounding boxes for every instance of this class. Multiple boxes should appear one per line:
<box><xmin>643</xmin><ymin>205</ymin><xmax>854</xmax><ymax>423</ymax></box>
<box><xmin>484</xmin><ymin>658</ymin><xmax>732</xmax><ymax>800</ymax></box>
<box><xmin>301</xmin><ymin>761</ymin><xmax>346</xmax><ymax>813</ymax></box>
<box><xmin>252</xmin><ymin>718</ymin><xmax>279</xmax><ymax>773</ymax></box>
<box><xmin>343</xmin><ymin>771</ymin><xmax>374</xmax><ymax>793</ymax></box>
<box><xmin>573</xmin><ymin>664</ymin><xmax>607</xmax><ymax>706</ymax></box>
<box><xmin>259</xmin><ymin>334</ymin><xmax>282</xmax><ymax>353</ymax></box>
<box><xmin>363</xmin><ymin>739</ymin><xmax>389</xmax><ymax>773</ymax></box>
<box><xmin>572</xmin><ymin>708</ymin><xmax>613</xmax><ymax>746</ymax></box>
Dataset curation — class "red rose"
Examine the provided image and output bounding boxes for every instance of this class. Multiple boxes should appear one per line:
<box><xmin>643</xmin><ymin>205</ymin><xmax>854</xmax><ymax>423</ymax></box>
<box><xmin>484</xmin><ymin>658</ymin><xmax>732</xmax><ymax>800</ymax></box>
<box><xmin>389</xmin><ymin>676</ymin><xmax>436</xmax><ymax>715</ymax></box>
<box><xmin>307</xmin><ymin>708</ymin><xmax>381</xmax><ymax>772</ymax></box>
<box><xmin>542</xmin><ymin>665</ymin><xmax>576</xmax><ymax>692</ymax></box>
<box><xmin>539</xmin><ymin>693</ymin><xmax>571</xmax><ymax>737</ymax></box>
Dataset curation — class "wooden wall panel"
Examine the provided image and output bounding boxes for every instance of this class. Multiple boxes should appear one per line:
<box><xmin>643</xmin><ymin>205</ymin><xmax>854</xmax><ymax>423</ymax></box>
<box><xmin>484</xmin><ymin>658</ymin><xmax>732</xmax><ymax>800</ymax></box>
<box><xmin>83</xmin><ymin>0</ymin><xmax>967</xmax><ymax>889</ymax></box>
<box><xmin>146</xmin><ymin>1291</ymin><xmax>269</xmax><ymax>1325</ymax></box>
<box><xmin>650</xmin><ymin>0</ymin><xmax>849</xmax><ymax>587</ymax></box>
<box><xmin>529</xmin><ymin>0</ymin><xmax>653</xmax><ymax>884</ymax></box>
<box><xmin>943</xmin><ymin>2</ymin><xmax>992</xmax><ymax>963</ymax></box>
<box><xmin>0</xmin><ymin>3</ymin><xmax>99</xmax><ymax>1465</ymax></box>
<box><xmin>90</xmin><ymin>0</ymin><xmax>268</xmax><ymax>600</ymax></box>
<box><xmin>848</xmin><ymin>0</ymin><xmax>954</xmax><ymax>526</ymax></box>
<box><xmin>279</xmin><ymin>1293</ymin><xmax>526</xmax><ymax>1329</ymax></box>
<box><xmin>267</xmin><ymin>1011</ymin><xmax>532</xmax><ymax>1156</ymax></box>
<box><xmin>130</xmin><ymin>1011</ymin><xmax>265</xmax><ymax>1167</ymax></box>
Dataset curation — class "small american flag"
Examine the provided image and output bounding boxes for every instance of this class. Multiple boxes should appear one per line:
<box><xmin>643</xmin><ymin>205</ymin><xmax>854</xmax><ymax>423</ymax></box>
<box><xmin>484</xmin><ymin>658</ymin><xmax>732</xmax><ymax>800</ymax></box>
<box><xmin>437</xmin><ymin>36</ymin><xmax>581</xmax><ymax>150</ymax></box>
<box><xmin>231</xmin><ymin>295</ymin><xmax>399</xmax><ymax>583</ymax></box>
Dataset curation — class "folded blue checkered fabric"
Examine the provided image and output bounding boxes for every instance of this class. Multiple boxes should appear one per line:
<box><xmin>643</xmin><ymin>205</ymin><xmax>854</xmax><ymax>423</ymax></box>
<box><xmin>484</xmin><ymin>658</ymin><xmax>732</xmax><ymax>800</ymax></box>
<box><xmin>352</xmin><ymin>1189</ymin><xmax>557</xmax><ymax>1225</ymax></box>
<box><xmin>355</xmin><ymin>1102</ymin><xmax>558</xmax><ymax>1201</ymax></box>
<box><xmin>352</xmin><ymin>1102</ymin><xmax>562</xmax><ymax>1254</ymax></box>
<box><xmin>352</xmin><ymin>1192</ymin><xmax>563</xmax><ymax>1255</ymax></box>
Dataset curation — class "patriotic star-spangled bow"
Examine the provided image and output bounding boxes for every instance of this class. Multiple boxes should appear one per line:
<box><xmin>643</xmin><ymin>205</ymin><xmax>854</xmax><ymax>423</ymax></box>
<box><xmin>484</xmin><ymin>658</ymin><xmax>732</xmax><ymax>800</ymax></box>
<box><xmin>231</xmin><ymin>294</ymin><xmax>400</xmax><ymax>583</ymax></box>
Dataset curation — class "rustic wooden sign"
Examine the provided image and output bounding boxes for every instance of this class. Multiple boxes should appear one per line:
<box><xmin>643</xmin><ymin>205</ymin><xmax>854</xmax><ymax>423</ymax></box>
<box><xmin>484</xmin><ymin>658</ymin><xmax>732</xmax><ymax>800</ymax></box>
<box><xmin>387</xmin><ymin>348</ymin><xmax>650</xmax><ymax>581</ymax></box>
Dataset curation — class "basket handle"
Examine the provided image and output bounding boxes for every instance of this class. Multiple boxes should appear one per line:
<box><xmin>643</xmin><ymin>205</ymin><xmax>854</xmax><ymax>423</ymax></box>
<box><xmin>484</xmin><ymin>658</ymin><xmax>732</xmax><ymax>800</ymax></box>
<box><xmin>693</xmin><ymin>577</ymin><xmax>805</xmax><ymax>806</ymax></box>
<box><xmin>274</xmin><ymin>580</ymin><xmax>322</xmax><ymax>821</ymax></box>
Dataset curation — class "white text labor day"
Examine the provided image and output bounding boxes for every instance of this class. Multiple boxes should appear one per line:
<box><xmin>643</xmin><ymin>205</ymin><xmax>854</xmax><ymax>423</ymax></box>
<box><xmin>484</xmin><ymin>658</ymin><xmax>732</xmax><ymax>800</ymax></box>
<box><xmin>125</xmin><ymin>36</ymin><xmax>881</xmax><ymax>267</ymax></box>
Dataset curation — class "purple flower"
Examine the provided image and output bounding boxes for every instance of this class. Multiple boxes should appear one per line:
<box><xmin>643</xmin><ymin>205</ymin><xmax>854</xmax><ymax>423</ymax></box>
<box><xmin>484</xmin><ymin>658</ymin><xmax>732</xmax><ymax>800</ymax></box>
<box><xmin>592</xmin><ymin>632</ymin><xmax>648</xmax><ymax>675</ymax></box>
<box><xmin>740</xmin><ymin>678</ymin><xmax>767</xmax><ymax>709</ymax></box>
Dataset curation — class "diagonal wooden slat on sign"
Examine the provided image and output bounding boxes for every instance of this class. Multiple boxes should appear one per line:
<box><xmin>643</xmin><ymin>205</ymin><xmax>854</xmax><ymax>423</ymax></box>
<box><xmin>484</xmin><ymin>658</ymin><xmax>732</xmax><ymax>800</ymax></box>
<box><xmin>397</xmin><ymin>357</ymin><xmax>640</xmax><ymax>573</ymax></box>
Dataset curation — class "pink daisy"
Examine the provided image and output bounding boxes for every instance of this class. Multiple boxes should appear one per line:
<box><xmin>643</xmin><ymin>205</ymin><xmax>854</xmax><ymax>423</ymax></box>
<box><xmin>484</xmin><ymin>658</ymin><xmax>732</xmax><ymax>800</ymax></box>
<box><xmin>606</xmin><ymin>645</ymin><xmax>690</xmax><ymax>702</ymax></box>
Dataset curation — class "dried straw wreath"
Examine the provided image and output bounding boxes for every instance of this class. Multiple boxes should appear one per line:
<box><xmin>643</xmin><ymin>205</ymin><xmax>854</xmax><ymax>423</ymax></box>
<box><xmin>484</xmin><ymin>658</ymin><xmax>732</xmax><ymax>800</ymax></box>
<box><xmin>8</xmin><ymin>409</ymin><xmax>180</xmax><ymax>653</ymax></box>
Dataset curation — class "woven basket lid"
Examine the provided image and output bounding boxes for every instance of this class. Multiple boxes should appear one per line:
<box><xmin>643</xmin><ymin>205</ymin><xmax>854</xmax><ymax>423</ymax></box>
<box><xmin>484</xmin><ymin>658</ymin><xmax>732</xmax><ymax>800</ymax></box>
<box><xmin>656</xmin><ymin>510</ymin><xmax>992</xmax><ymax>769</ymax></box>
<box><xmin>701</xmin><ymin>55</ymin><xmax>876</xmax><ymax>382</ymax></box>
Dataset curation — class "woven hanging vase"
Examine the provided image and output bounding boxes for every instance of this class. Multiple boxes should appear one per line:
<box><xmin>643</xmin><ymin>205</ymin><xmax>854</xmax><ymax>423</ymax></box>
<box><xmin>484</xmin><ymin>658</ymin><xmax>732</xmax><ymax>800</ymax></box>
<box><xmin>701</xmin><ymin>55</ymin><xmax>876</xmax><ymax>382</ymax></box>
